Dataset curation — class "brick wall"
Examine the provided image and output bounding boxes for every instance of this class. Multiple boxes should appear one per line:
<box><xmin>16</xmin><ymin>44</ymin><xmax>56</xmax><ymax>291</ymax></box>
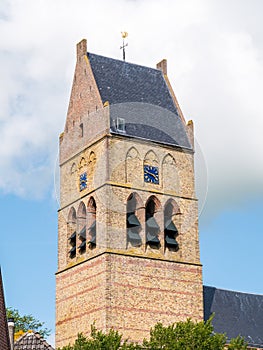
<box><xmin>56</xmin><ymin>253</ymin><xmax>203</xmax><ymax>347</ymax></box>
<box><xmin>56</xmin><ymin>39</ymin><xmax>203</xmax><ymax>348</ymax></box>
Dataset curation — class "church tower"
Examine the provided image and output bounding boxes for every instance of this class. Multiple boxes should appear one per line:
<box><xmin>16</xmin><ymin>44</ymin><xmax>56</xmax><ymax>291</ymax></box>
<box><xmin>56</xmin><ymin>39</ymin><xmax>203</xmax><ymax>348</ymax></box>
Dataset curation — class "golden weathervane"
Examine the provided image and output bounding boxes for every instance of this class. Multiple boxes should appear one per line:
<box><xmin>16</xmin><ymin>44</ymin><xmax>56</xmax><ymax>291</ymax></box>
<box><xmin>120</xmin><ymin>31</ymin><xmax>128</xmax><ymax>61</ymax></box>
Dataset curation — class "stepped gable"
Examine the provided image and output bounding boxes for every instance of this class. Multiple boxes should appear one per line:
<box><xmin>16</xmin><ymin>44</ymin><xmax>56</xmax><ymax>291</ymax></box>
<box><xmin>0</xmin><ymin>268</ymin><xmax>10</xmax><ymax>350</ymax></box>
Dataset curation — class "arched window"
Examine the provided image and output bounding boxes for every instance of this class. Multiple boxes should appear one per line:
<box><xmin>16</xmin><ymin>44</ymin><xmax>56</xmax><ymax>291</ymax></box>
<box><xmin>164</xmin><ymin>200</ymin><xmax>179</xmax><ymax>250</ymax></box>
<box><xmin>126</xmin><ymin>193</ymin><xmax>142</xmax><ymax>246</ymax></box>
<box><xmin>68</xmin><ymin>207</ymin><xmax>77</xmax><ymax>259</ymax></box>
<box><xmin>87</xmin><ymin>197</ymin><xmax>96</xmax><ymax>248</ymax></box>
<box><xmin>77</xmin><ymin>202</ymin><xmax>86</xmax><ymax>254</ymax></box>
<box><xmin>145</xmin><ymin>196</ymin><xmax>161</xmax><ymax>246</ymax></box>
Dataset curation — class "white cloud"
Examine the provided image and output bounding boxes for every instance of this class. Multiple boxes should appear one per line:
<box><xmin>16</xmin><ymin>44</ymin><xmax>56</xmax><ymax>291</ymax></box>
<box><xmin>0</xmin><ymin>0</ymin><xmax>262</xmax><ymax>219</ymax></box>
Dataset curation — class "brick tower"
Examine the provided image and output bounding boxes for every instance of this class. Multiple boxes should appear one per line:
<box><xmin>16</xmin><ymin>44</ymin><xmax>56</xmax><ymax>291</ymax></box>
<box><xmin>56</xmin><ymin>39</ymin><xmax>203</xmax><ymax>348</ymax></box>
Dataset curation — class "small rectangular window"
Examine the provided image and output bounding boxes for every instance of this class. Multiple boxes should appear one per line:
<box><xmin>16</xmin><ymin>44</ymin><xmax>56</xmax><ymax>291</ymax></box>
<box><xmin>116</xmin><ymin>117</ymin><xmax>126</xmax><ymax>132</ymax></box>
<box><xmin>80</xmin><ymin>123</ymin><xmax>83</xmax><ymax>137</ymax></box>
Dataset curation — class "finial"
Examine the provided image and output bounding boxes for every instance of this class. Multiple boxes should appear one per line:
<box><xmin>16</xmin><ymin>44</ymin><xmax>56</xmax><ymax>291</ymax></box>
<box><xmin>120</xmin><ymin>32</ymin><xmax>128</xmax><ymax>61</ymax></box>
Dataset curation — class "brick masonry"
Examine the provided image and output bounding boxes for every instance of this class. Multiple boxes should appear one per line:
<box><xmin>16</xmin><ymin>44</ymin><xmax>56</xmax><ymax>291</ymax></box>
<box><xmin>56</xmin><ymin>253</ymin><xmax>203</xmax><ymax>346</ymax></box>
<box><xmin>56</xmin><ymin>39</ymin><xmax>203</xmax><ymax>348</ymax></box>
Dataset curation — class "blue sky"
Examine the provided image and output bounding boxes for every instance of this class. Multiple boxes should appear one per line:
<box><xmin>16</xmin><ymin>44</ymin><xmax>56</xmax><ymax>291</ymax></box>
<box><xmin>0</xmin><ymin>0</ymin><xmax>263</xmax><ymax>345</ymax></box>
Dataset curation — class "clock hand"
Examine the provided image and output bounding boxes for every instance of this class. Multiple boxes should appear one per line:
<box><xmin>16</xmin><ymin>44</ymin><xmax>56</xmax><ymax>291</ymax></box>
<box><xmin>145</xmin><ymin>169</ymin><xmax>158</xmax><ymax>180</ymax></box>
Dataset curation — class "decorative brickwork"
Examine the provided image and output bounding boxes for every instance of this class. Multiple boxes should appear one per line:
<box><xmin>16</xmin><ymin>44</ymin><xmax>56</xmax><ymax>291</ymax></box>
<box><xmin>56</xmin><ymin>39</ymin><xmax>203</xmax><ymax>348</ymax></box>
<box><xmin>56</xmin><ymin>253</ymin><xmax>203</xmax><ymax>346</ymax></box>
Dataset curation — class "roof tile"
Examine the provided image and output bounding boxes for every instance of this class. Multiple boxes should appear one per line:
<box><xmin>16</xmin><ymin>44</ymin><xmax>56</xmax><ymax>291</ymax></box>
<box><xmin>204</xmin><ymin>286</ymin><xmax>263</xmax><ymax>348</ymax></box>
<box><xmin>14</xmin><ymin>331</ymin><xmax>54</xmax><ymax>350</ymax></box>
<box><xmin>88</xmin><ymin>53</ymin><xmax>191</xmax><ymax>149</ymax></box>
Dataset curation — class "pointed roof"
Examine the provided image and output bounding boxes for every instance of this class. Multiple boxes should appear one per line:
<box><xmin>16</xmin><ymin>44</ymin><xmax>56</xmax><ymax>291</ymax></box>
<box><xmin>14</xmin><ymin>331</ymin><xmax>54</xmax><ymax>350</ymax></box>
<box><xmin>88</xmin><ymin>53</ymin><xmax>178</xmax><ymax>113</ymax></box>
<box><xmin>88</xmin><ymin>53</ymin><xmax>192</xmax><ymax>149</ymax></box>
<box><xmin>0</xmin><ymin>268</ymin><xmax>11</xmax><ymax>350</ymax></box>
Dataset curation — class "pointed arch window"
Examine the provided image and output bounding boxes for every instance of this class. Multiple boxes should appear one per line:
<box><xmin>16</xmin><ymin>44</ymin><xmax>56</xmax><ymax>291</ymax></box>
<box><xmin>164</xmin><ymin>202</ymin><xmax>179</xmax><ymax>250</ymax></box>
<box><xmin>145</xmin><ymin>198</ymin><xmax>160</xmax><ymax>246</ymax></box>
<box><xmin>127</xmin><ymin>194</ymin><xmax>142</xmax><ymax>246</ymax></box>
<box><xmin>77</xmin><ymin>202</ymin><xmax>86</xmax><ymax>254</ymax></box>
<box><xmin>68</xmin><ymin>207</ymin><xmax>77</xmax><ymax>259</ymax></box>
<box><xmin>88</xmin><ymin>197</ymin><xmax>96</xmax><ymax>247</ymax></box>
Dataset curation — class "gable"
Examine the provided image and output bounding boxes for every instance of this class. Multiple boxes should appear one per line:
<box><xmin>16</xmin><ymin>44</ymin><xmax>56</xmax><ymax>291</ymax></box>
<box><xmin>0</xmin><ymin>269</ymin><xmax>11</xmax><ymax>350</ymax></box>
<box><xmin>14</xmin><ymin>331</ymin><xmax>54</xmax><ymax>350</ymax></box>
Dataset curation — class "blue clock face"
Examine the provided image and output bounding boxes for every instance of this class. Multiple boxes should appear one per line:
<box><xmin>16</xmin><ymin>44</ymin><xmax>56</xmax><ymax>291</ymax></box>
<box><xmin>144</xmin><ymin>165</ymin><xmax>159</xmax><ymax>184</ymax></box>
<box><xmin>79</xmin><ymin>172</ymin><xmax>87</xmax><ymax>191</ymax></box>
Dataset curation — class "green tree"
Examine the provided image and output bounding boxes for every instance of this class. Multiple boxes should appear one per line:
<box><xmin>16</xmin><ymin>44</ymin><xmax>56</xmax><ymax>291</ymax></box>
<box><xmin>58</xmin><ymin>318</ymin><xmax>248</xmax><ymax>350</ymax></box>
<box><xmin>142</xmin><ymin>317</ymin><xmax>226</xmax><ymax>350</ymax></box>
<box><xmin>6</xmin><ymin>307</ymin><xmax>51</xmax><ymax>339</ymax></box>
<box><xmin>58</xmin><ymin>325</ymin><xmax>141</xmax><ymax>350</ymax></box>
<box><xmin>228</xmin><ymin>335</ymin><xmax>248</xmax><ymax>350</ymax></box>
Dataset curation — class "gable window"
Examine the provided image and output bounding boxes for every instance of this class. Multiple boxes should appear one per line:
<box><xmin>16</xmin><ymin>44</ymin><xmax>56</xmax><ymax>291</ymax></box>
<box><xmin>116</xmin><ymin>117</ymin><xmax>126</xmax><ymax>132</ymax></box>
<box><xmin>80</xmin><ymin>123</ymin><xmax>84</xmax><ymax>137</ymax></box>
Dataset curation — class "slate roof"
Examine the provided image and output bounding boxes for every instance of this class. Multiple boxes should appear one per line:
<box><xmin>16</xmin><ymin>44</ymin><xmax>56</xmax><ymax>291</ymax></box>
<box><xmin>14</xmin><ymin>331</ymin><xmax>54</xmax><ymax>350</ymax></box>
<box><xmin>204</xmin><ymin>286</ymin><xmax>263</xmax><ymax>348</ymax></box>
<box><xmin>88</xmin><ymin>53</ymin><xmax>191</xmax><ymax>149</ymax></box>
<box><xmin>0</xmin><ymin>268</ymin><xmax>11</xmax><ymax>350</ymax></box>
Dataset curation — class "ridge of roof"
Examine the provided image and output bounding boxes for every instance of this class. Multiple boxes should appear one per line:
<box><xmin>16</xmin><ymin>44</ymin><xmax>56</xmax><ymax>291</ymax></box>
<box><xmin>0</xmin><ymin>268</ymin><xmax>11</xmax><ymax>350</ymax></box>
<box><xmin>88</xmin><ymin>51</ymin><xmax>160</xmax><ymax>73</ymax></box>
<box><xmin>204</xmin><ymin>285</ymin><xmax>263</xmax><ymax>297</ymax></box>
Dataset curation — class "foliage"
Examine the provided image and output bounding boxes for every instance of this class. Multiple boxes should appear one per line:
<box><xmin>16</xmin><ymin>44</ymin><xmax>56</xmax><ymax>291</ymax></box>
<box><xmin>228</xmin><ymin>335</ymin><xmax>248</xmax><ymax>349</ymax></box>
<box><xmin>142</xmin><ymin>317</ymin><xmax>226</xmax><ymax>350</ymax></box>
<box><xmin>6</xmin><ymin>307</ymin><xmax>51</xmax><ymax>339</ymax></box>
<box><xmin>58</xmin><ymin>324</ymin><xmax>141</xmax><ymax>350</ymax></box>
<box><xmin>58</xmin><ymin>318</ymin><xmax>248</xmax><ymax>350</ymax></box>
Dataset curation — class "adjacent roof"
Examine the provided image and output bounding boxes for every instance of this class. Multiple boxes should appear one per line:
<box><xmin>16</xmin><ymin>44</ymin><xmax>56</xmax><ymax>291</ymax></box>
<box><xmin>88</xmin><ymin>53</ymin><xmax>191</xmax><ymax>149</ymax></box>
<box><xmin>0</xmin><ymin>268</ymin><xmax>11</xmax><ymax>350</ymax></box>
<box><xmin>204</xmin><ymin>286</ymin><xmax>263</xmax><ymax>348</ymax></box>
<box><xmin>14</xmin><ymin>331</ymin><xmax>54</xmax><ymax>350</ymax></box>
